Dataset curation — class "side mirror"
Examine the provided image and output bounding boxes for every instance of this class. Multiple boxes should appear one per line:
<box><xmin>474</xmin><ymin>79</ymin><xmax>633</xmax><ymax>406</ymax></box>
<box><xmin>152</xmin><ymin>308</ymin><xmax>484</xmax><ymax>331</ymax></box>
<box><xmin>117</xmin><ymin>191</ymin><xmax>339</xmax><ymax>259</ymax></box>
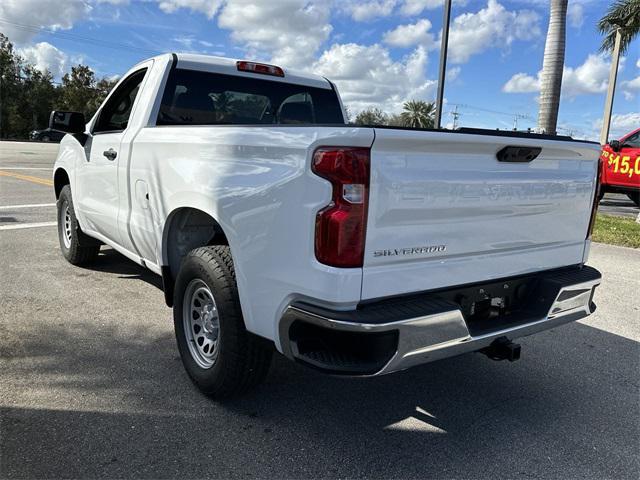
<box><xmin>609</xmin><ymin>139</ymin><xmax>621</xmax><ymax>152</ymax></box>
<box><xmin>49</xmin><ymin>111</ymin><xmax>86</xmax><ymax>134</ymax></box>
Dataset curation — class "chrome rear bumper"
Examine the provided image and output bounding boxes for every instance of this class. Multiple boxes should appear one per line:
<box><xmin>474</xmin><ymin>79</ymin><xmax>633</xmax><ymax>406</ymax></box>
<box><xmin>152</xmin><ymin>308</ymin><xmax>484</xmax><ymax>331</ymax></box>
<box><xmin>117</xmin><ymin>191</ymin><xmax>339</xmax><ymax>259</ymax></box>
<box><xmin>279</xmin><ymin>266</ymin><xmax>601</xmax><ymax>376</ymax></box>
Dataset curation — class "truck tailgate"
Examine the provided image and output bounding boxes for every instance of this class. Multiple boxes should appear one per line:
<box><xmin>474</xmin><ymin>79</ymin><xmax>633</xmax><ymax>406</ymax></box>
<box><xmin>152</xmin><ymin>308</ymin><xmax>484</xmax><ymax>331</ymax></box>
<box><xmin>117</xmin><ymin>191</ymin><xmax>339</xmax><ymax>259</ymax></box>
<box><xmin>362</xmin><ymin>129</ymin><xmax>600</xmax><ymax>300</ymax></box>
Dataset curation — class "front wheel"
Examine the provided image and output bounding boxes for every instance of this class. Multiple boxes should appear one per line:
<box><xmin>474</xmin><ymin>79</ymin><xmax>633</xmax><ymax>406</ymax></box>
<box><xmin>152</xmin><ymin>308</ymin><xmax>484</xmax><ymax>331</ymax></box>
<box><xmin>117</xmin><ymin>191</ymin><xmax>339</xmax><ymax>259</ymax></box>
<box><xmin>57</xmin><ymin>185</ymin><xmax>100</xmax><ymax>265</ymax></box>
<box><xmin>173</xmin><ymin>246</ymin><xmax>272</xmax><ymax>398</ymax></box>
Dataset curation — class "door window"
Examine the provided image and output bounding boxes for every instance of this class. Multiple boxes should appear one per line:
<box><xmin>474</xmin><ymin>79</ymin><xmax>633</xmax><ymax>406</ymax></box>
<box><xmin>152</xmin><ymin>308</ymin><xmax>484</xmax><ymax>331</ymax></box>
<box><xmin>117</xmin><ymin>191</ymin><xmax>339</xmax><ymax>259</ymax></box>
<box><xmin>623</xmin><ymin>132</ymin><xmax>640</xmax><ymax>148</ymax></box>
<box><xmin>94</xmin><ymin>69</ymin><xmax>147</xmax><ymax>133</ymax></box>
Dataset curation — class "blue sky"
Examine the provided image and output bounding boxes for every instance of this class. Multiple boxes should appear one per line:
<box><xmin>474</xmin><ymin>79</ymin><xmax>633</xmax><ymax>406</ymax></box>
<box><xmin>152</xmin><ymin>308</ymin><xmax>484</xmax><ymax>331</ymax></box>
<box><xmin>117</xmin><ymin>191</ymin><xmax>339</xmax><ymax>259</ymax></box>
<box><xmin>1</xmin><ymin>0</ymin><xmax>638</xmax><ymax>140</ymax></box>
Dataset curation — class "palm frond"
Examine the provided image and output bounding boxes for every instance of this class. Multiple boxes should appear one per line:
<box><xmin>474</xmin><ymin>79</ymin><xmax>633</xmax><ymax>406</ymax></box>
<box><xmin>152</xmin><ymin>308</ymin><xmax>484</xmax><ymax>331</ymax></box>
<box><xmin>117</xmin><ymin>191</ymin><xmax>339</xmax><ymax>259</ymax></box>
<box><xmin>598</xmin><ymin>0</ymin><xmax>640</xmax><ymax>53</ymax></box>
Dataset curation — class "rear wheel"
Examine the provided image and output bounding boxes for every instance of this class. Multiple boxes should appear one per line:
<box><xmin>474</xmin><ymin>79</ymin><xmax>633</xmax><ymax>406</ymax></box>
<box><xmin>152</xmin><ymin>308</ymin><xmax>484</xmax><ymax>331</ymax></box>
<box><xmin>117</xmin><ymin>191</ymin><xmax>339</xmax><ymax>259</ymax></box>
<box><xmin>627</xmin><ymin>192</ymin><xmax>640</xmax><ymax>207</ymax></box>
<box><xmin>173</xmin><ymin>246</ymin><xmax>272</xmax><ymax>398</ymax></box>
<box><xmin>57</xmin><ymin>185</ymin><xmax>100</xmax><ymax>265</ymax></box>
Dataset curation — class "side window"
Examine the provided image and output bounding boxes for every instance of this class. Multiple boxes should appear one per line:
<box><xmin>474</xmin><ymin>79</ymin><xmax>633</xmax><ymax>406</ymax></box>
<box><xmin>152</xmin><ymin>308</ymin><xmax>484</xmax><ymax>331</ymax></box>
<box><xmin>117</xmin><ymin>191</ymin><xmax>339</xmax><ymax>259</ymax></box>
<box><xmin>623</xmin><ymin>132</ymin><xmax>640</xmax><ymax>148</ymax></box>
<box><xmin>94</xmin><ymin>69</ymin><xmax>147</xmax><ymax>133</ymax></box>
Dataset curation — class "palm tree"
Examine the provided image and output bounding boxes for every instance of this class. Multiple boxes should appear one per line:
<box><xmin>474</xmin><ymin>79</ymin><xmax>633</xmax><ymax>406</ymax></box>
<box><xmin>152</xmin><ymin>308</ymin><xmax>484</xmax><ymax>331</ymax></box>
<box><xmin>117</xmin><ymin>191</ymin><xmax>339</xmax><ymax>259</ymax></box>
<box><xmin>537</xmin><ymin>0</ymin><xmax>568</xmax><ymax>135</ymax></box>
<box><xmin>597</xmin><ymin>0</ymin><xmax>639</xmax><ymax>143</ymax></box>
<box><xmin>598</xmin><ymin>0</ymin><xmax>640</xmax><ymax>53</ymax></box>
<box><xmin>401</xmin><ymin>100</ymin><xmax>435</xmax><ymax>129</ymax></box>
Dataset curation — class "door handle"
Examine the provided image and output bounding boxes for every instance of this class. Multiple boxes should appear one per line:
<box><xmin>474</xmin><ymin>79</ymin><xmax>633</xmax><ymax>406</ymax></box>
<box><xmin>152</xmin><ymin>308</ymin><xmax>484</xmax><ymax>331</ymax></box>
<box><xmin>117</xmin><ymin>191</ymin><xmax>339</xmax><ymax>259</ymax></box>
<box><xmin>103</xmin><ymin>148</ymin><xmax>117</xmax><ymax>161</ymax></box>
<box><xmin>496</xmin><ymin>146</ymin><xmax>541</xmax><ymax>163</ymax></box>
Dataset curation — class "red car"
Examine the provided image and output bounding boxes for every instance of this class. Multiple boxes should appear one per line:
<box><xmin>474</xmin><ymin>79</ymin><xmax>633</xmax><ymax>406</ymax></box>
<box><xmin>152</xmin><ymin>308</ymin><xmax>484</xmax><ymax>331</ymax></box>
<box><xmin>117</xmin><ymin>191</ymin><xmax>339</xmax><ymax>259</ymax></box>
<box><xmin>600</xmin><ymin>127</ymin><xmax>640</xmax><ymax>207</ymax></box>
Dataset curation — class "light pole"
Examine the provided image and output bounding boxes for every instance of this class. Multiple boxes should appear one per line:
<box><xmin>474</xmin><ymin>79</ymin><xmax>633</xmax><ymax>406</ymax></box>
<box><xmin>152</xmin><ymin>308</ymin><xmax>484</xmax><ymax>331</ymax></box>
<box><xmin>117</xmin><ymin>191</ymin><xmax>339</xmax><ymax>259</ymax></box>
<box><xmin>600</xmin><ymin>28</ymin><xmax>622</xmax><ymax>145</ymax></box>
<box><xmin>434</xmin><ymin>0</ymin><xmax>452</xmax><ymax>129</ymax></box>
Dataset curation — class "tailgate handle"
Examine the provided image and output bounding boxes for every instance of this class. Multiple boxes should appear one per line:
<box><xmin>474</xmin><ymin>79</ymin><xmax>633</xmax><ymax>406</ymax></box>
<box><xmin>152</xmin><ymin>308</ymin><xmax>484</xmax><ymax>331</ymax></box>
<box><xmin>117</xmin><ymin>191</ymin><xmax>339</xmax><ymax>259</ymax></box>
<box><xmin>496</xmin><ymin>146</ymin><xmax>541</xmax><ymax>163</ymax></box>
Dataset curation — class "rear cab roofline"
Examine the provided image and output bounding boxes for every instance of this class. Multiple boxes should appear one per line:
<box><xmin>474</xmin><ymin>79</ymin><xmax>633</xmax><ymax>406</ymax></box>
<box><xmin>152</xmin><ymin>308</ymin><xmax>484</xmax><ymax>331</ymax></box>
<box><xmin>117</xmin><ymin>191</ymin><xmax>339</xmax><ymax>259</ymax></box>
<box><xmin>173</xmin><ymin>53</ymin><xmax>333</xmax><ymax>90</ymax></box>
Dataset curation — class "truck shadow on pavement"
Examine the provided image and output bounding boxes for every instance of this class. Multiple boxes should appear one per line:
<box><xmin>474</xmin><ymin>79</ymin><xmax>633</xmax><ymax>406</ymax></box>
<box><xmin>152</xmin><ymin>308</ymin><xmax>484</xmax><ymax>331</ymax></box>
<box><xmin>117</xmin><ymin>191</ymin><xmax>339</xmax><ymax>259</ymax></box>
<box><xmin>2</xmin><ymin>314</ymin><xmax>639</xmax><ymax>478</ymax></box>
<box><xmin>82</xmin><ymin>247</ymin><xmax>164</xmax><ymax>290</ymax></box>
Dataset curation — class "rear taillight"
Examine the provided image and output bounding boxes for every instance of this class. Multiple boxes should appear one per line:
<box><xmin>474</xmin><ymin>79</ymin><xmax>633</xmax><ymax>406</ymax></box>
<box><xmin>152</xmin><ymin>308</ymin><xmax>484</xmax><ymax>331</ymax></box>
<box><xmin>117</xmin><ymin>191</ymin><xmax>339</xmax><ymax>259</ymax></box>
<box><xmin>312</xmin><ymin>147</ymin><xmax>370</xmax><ymax>268</ymax></box>
<box><xmin>587</xmin><ymin>157</ymin><xmax>603</xmax><ymax>239</ymax></box>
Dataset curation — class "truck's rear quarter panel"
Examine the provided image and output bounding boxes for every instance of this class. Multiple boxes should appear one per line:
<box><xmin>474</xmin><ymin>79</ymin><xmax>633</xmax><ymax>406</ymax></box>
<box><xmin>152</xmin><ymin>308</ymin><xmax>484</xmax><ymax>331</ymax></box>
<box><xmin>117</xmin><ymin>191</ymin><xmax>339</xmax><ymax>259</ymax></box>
<box><xmin>131</xmin><ymin>125</ymin><xmax>374</xmax><ymax>344</ymax></box>
<box><xmin>363</xmin><ymin>129</ymin><xmax>600</xmax><ymax>299</ymax></box>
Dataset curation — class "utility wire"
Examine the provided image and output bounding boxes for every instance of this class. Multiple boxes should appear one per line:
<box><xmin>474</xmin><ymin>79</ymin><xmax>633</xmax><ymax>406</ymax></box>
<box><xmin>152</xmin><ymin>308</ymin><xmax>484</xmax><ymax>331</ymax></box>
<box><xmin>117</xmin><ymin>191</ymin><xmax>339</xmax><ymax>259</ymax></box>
<box><xmin>0</xmin><ymin>18</ymin><xmax>161</xmax><ymax>56</ymax></box>
<box><xmin>449</xmin><ymin>102</ymin><xmax>535</xmax><ymax>121</ymax></box>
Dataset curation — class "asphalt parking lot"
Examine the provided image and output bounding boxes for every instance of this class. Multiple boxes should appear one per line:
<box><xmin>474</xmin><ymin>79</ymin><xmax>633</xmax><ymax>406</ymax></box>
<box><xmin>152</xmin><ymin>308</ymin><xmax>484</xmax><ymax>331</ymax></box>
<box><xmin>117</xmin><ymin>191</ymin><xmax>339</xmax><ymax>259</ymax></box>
<box><xmin>599</xmin><ymin>193</ymin><xmax>639</xmax><ymax>219</ymax></box>
<box><xmin>1</xmin><ymin>141</ymin><xmax>639</xmax><ymax>479</ymax></box>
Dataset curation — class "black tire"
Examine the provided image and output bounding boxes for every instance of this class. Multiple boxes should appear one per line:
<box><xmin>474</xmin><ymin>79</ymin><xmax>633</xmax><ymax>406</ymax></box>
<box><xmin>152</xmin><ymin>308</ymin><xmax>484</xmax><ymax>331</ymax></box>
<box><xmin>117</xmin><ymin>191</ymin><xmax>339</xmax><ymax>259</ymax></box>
<box><xmin>627</xmin><ymin>192</ymin><xmax>640</xmax><ymax>207</ymax></box>
<box><xmin>57</xmin><ymin>185</ymin><xmax>100</xmax><ymax>265</ymax></box>
<box><xmin>173</xmin><ymin>246</ymin><xmax>272</xmax><ymax>398</ymax></box>
<box><xmin>41</xmin><ymin>135</ymin><xmax>50</xmax><ymax>142</ymax></box>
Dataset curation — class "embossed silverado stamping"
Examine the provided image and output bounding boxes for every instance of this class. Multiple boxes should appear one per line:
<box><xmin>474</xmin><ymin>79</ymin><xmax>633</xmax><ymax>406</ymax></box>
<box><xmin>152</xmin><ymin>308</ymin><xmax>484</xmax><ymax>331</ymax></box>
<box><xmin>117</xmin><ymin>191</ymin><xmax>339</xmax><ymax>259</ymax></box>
<box><xmin>373</xmin><ymin>245</ymin><xmax>447</xmax><ymax>257</ymax></box>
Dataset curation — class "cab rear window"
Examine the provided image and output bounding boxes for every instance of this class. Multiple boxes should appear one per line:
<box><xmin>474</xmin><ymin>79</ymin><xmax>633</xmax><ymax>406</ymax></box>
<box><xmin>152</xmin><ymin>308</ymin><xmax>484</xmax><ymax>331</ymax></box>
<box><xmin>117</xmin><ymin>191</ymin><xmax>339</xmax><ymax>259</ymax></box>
<box><xmin>157</xmin><ymin>68</ymin><xmax>344</xmax><ymax>126</ymax></box>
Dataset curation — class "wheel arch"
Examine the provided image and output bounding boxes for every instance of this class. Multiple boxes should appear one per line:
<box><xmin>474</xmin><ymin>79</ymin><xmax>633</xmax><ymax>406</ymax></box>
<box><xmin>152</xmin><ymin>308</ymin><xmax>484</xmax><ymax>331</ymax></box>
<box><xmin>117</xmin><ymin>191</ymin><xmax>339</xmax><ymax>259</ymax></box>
<box><xmin>53</xmin><ymin>168</ymin><xmax>70</xmax><ymax>199</ymax></box>
<box><xmin>160</xmin><ymin>206</ymin><xmax>231</xmax><ymax>307</ymax></box>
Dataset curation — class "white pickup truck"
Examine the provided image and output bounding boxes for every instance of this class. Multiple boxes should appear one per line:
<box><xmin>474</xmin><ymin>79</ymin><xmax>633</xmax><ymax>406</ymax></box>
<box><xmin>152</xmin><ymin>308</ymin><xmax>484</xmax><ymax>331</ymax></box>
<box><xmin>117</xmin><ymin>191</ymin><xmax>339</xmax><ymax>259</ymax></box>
<box><xmin>51</xmin><ymin>53</ymin><xmax>602</xmax><ymax>397</ymax></box>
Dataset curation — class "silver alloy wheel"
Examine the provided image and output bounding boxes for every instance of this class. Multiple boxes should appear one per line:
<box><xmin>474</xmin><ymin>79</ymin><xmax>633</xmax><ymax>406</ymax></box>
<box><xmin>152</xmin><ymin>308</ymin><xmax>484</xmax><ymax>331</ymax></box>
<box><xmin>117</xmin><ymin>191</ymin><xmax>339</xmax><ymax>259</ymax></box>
<box><xmin>183</xmin><ymin>279</ymin><xmax>220</xmax><ymax>369</ymax></box>
<box><xmin>61</xmin><ymin>202</ymin><xmax>72</xmax><ymax>249</ymax></box>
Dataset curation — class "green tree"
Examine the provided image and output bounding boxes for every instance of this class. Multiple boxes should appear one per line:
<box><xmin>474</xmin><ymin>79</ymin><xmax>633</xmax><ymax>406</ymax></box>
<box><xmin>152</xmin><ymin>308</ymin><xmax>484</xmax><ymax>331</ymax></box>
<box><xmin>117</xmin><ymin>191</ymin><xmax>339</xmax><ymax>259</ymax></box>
<box><xmin>0</xmin><ymin>34</ymin><xmax>58</xmax><ymax>138</ymax></box>
<box><xmin>86</xmin><ymin>77</ymin><xmax>118</xmax><ymax>115</ymax></box>
<box><xmin>15</xmin><ymin>65</ymin><xmax>57</xmax><ymax>136</ymax></box>
<box><xmin>400</xmin><ymin>100</ymin><xmax>435</xmax><ymax>128</ymax></box>
<box><xmin>598</xmin><ymin>0</ymin><xmax>640</xmax><ymax>53</ymax></box>
<box><xmin>387</xmin><ymin>114</ymin><xmax>405</xmax><ymax>127</ymax></box>
<box><xmin>0</xmin><ymin>33</ymin><xmax>22</xmax><ymax>139</ymax></box>
<box><xmin>1</xmin><ymin>32</ymin><xmax>119</xmax><ymax>139</ymax></box>
<box><xmin>354</xmin><ymin>108</ymin><xmax>388</xmax><ymax>126</ymax></box>
<box><xmin>59</xmin><ymin>65</ymin><xmax>99</xmax><ymax>118</ymax></box>
<box><xmin>537</xmin><ymin>0</ymin><xmax>568</xmax><ymax>135</ymax></box>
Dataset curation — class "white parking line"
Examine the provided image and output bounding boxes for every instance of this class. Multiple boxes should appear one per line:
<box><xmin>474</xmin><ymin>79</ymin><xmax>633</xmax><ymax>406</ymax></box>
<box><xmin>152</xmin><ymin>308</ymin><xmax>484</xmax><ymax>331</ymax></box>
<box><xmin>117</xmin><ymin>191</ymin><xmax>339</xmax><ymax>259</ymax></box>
<box><xmin>0</xmin><ymin>167</ymin><xmax>53</xmax><ymax>170</ymax></box>
<box><xmin>0</xmin><ymin>203</ymin><xmax>56</xmax><ymax>210</ymax></box>
<box><xmin>0</xmin><ymin>221</ymin><xmax>57</xmax><ymax>231</ymax></box>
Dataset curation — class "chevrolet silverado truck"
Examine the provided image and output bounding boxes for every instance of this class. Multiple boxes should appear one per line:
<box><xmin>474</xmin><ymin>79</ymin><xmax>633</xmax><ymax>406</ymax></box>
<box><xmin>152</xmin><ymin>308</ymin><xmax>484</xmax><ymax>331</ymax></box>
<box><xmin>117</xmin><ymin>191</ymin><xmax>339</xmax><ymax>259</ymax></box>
<box><xmin>50</xmin><ymin>54</ymin><xmax>602</xmax><ymax>397</ymax></box>
<box><xmin>600</xmin><ymin>128</ymin><xmax>640</xmax><ymax>207</ymax></box>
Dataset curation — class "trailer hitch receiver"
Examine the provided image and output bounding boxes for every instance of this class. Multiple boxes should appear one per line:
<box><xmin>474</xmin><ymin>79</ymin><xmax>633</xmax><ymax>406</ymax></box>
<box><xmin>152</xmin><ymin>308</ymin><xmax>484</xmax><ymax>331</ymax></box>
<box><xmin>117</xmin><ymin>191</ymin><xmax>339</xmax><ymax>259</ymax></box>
<box><xmin>481</xmin><ymin>337</ymin><xmax>521</xmax><ymax>362</ymax></box>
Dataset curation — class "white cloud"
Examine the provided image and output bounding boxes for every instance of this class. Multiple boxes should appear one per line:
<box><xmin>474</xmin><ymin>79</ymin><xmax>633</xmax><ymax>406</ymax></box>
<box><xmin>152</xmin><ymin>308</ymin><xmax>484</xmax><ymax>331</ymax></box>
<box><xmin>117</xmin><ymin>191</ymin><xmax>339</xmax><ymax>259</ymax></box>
<box><xmin>593</xmin><ymin>112</ymin><xmax>640</xmax><ymax>139</ymax></box>
<box><xmin>567</xmin><ymin>2</ymin><xmax>584</xmax><ymax>28</ymax></box>
<box><xmin>17</xmin><ymin>42</ymin><xmax>69</xmax><ymax>78</ymax></box>
<box><xmin>503</xmin><ymin>54</ymin><xmax>617</xmax><ymax>97</ymax></box>
<box><xmin>621</xmin><ymin>60</ymin><xmax>640</xmax><ymax>99</ymax></box>
<box><xmin>312</xmin><ymin>43</ymin><xmax>436</xmax><ymax>113</ymax></box>
<box><xmin>448</xmin><ymin>0</ymin><xmax>541</xmax><ymax>64</ymax></box>
<box><xmin>502</xmin><ymin>72</ymin><xmax>540</xmax><ymax>93</ymax></box>
<box><xmin>447</xmin><ymin>66</ymin><xmax>461</xmax><ymax>81</ymax></box>
<box><xmin>400</xmin><ymin>0</ymin><xmax>468</xmax><ymax>16</ymax></box>
<box><xmin>383</xmin><ymin>19</ymin><xmax>436</xmax><ymax>48</ymax></box>
<box><xmin>156</xmin><ymin>0</ymin><xmax>222</xmax><ymax>18</ymax></box>
<box><xmin>400</xmin><ymin>0</ymin><xmax>442</xmax><ymax>15</ymax></box>
<box><xmin>0</xmin><ymin>0</ymin><xmax>92</xmax><ymax>44</ymax></box>
<box><xmin>623</xmin><ymin>76</ymin><xmax>640</xmax><ymax>91</ymax></box>
<box><xmin>344</xmin><ymin>0</ymin><xmax>397</xmax><ymax>21</ymax></box>
<box><xmin>562</xmin><ymin>53</ymin><xmax>611</xmax><ymax>96</ymax></box>
<box><xmin>217</xmin><ymin>0</ymin><xmax>332</xmax><ymax>68</ymax></box>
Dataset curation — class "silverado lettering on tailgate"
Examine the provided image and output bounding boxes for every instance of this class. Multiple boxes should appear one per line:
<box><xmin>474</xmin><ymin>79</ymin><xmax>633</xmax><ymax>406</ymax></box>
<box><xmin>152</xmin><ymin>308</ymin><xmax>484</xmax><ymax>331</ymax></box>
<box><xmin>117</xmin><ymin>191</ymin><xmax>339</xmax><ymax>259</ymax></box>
<box><xmin>374</xmin><ymin>245</ymin><xmax>447</xmax><ymax>257</ymax></box>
